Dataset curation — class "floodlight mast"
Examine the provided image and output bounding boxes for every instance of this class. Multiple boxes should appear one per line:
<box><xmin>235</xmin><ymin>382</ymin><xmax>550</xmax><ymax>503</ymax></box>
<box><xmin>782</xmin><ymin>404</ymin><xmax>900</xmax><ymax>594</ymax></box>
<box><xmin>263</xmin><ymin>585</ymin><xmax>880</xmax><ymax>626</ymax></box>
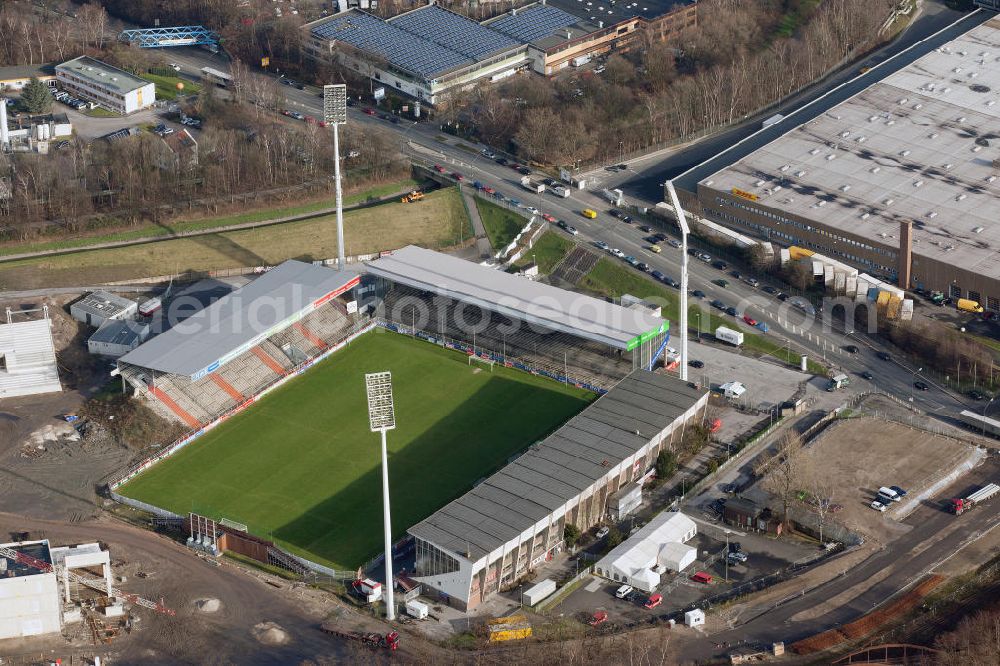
<box><xmin>324</xmin><ymin>84</ymin><xmax>348</xmax><ymax>270</ymax></box>
<box><xmin>365</xmin><ymin>371</ymin><xmax>396</xmax><ymax>621</ymax></box>
<box><xmin>665</xmin><ymin>181</ymin><xmax>690</xmax><ymax>382</ymax></box>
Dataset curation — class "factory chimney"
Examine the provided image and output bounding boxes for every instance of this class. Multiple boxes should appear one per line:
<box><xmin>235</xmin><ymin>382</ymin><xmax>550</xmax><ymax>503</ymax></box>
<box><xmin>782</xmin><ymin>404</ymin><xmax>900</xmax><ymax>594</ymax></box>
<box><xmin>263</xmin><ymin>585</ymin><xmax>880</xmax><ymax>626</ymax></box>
<box><xmin>898</xmin><ymin>219</ymin><xmax>913</xmax><ymax>289</ymax></box>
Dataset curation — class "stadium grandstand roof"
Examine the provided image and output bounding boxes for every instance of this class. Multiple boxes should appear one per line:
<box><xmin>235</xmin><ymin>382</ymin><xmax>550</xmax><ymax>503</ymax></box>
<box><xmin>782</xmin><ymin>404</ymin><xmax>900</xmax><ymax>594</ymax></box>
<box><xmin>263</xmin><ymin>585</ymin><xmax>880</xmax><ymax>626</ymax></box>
<box><xmin>118</xmin><ymin>261</ymin><xmax>359</xmax><ymax>379</ymax></box>
<box><xmin>408</xmin><ymin>370</ymin><xmax>706</xmax><ymax>562</ymax></box>
<box><xmin>310</xmin><ymin>7</ymin><xmax>521</xmax><ymax>80</ymax></box>
<box><xmin>365</xmin><ymin>245</ymin><xmax>666</xmax><ymax>349</ymax></box>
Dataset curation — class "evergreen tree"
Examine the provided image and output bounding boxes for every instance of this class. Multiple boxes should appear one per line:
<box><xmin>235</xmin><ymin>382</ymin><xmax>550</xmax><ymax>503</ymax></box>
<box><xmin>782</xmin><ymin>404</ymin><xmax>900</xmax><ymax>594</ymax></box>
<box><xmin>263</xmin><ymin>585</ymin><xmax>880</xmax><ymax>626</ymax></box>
<box><xmin>20</xmin><ymin>78</ymin><xmax>52</xmax><ymax>114</ymax></box>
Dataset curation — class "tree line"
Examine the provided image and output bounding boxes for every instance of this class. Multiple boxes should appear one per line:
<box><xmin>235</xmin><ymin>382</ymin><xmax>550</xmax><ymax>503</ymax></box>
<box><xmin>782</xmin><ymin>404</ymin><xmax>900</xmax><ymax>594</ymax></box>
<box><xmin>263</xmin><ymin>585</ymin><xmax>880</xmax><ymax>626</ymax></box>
<box><xmin>444</xmin><ymin>0</ymin><xmax>897</xmax><ymax>166</ymax></box>
<box><xmin>0</xmin><ymin>90</ymin><xmax>409</xmax><ymax>241</ymax></box>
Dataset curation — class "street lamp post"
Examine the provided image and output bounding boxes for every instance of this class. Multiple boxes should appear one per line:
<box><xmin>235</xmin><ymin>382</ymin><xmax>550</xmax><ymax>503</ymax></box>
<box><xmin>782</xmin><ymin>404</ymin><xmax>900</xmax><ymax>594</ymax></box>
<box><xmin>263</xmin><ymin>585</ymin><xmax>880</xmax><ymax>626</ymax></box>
<box><xmin>724</xmin><ymin>529</ymin><xmax>731</xmax><ymax>582</ymax></box>
<box><xmin>984</xmin><ymin>397</ymin><xmax>996</xmax><ymax>437</ymax></box>
<box><xmin>666</xmin><ymin>181</ymin><xmax>690</xmax><ymax>381</ymax></box>
<box><xmin>365</xmin><ymin>372</ymin><xmax>397</xmax><ymax>621</ymax></box>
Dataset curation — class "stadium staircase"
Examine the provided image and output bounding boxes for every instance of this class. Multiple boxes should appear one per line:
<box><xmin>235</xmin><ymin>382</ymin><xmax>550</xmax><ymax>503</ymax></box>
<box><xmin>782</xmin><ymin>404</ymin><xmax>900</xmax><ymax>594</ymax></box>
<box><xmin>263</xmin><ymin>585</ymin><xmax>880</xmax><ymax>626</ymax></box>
<box><xmin>252</xmin><ymin>345</ymin><xmax>288</xmax><ymax>376</ymax></box>
<box><xmin>146</xmin><ymin>383</ymin><xmax>203</xmax><ymax>429</ymax></box>
<box><xmin>209</xmin><ymin>373</ymin><xmax>246</xmax><ymax>403</ymax></box>
<box><xmin>293</xmin><ymin>322</ymin><xmax>328</xmax><ymax>350</ymax></box>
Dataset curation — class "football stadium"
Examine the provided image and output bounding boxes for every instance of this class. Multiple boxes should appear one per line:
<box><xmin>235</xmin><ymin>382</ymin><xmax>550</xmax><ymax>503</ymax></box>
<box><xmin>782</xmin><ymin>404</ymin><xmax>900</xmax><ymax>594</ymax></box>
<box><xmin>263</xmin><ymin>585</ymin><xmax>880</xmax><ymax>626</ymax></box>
<box><xmin>108</xmin><ymin>246</ymin><xmax>705</xmax><ymax>598</ymax></box>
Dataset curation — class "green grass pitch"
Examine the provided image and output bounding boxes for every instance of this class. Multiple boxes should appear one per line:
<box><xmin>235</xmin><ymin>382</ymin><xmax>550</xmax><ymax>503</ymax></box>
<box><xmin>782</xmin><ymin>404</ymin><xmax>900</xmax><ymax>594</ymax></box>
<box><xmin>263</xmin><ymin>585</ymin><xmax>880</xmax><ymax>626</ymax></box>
<box><xmin>119</xmin><ymin>331</ymin><xmax>594</xmax><ymax>570</ymax></box>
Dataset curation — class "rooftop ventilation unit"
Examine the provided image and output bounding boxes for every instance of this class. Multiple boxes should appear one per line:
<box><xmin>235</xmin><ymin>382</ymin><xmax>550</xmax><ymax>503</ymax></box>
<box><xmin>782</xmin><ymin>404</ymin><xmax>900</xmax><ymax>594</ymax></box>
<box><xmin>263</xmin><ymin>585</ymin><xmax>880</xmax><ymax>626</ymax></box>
<box><xmin>897</xmin><ymin>98</ymin><xmax>908</xmax><ymax>105</ymax></box>
<box><xmin>840</xmin><ymin>131</ymin><xmax>850</xmax><ymax>138</ymax></box>
<box><xmin>974</xmin><ymin>226</ymin><xmax>985</xmax><ymax>234</ymax></box>
<box><xmin>928</xmin><ymin>211</ymin><xmax>938</xmax><ymax>218</ymax></box>
<box><xmin>914</xmin><ymin>180</ymin><xmax>924</xmax><ymax>187</ymax></box>
<box><xmin>704</xmin><ymin>179</ymin><xmax>714</xmax><ymax>186</ymax></box>
<box><xmin>886</xmin><ymin>120</ymin><xmax>896</xmax><ymax>126</ymax></box>
<box><xmin>861</xmin><ymin>212</ymin><xmax>870</xmax><ymax>220</ymax></box>
<box><xmin>780</xmin><ymin>165</ymin><xmax>790</xmax><ymax>172</ymax></box>
<box><xmin>869</xmin><ymin>115</ymin><xmax>879</xmax><ymax>122</ymax></box>
<box><xmin>795</xmin><ymin>170</ymin><xmax>806</xmax><ymax>177</ymax></box>
<box><xmin>900</xmin><ymin>150</ymin><xmax>911</xmax><ymax>157</ymax></box>
<box><xmin>810</xmin><ymin>148</ymin><xmax>820</xmax><ymax>155</ymax></box>
<box><xmin>826</xmin><ymin>154</ymin><xmax>836</xmax><ymax>161</ymax></box>
<box><xmin>929</xmin><ymin>132</ymin><xmax>939</xmax><ymax>139</ymax></box>
<box><xmin>957</xmin><ymin>193</ymin><xmax>967</xmax><ymax>201</ymax></box>
<box><xmin>987</xmin><ymin>175</ymin><xmax>997</xmax><ymax>183</ymax></box>
<box><xmin>883</xmin><ymin>198</ymin><xmax>894</xmax><ymax>206</ymax></box>
<box><xmin>944</xmin><ymin>163</ymin><xmax>954</xmax><ymax>170</ymax></box>
<box><xmin>754</xmin><ymin>179</ymin><xmax>765</xmax><ymax>187</ymax></box>
<box><xmin>840</xmin><ymin>185</ymin><xmax>851</xmax><ymax>192</ymax></box>
<box><xmin>857</xmin><ymin>136</ymin><xmax>867</xmax><ymax>143</ymax></box>
<box><xmin>913</xmin><ymin>103</ymin><xmax>923</xmax><ymax>110</ymax></box>
<box><xmin>871</xmin><ymin>166</ymin><xmax>881</xmax><ymax>173</ymax></box>
<box><xmin>973</xmin><ymin>145</ymin><xmax>983</xmax><ymax>153</ymax></box>
<box><xmin>954</xmin><ymin>67</ymin><xmax>963</xmax><ymax>73</ymax></box>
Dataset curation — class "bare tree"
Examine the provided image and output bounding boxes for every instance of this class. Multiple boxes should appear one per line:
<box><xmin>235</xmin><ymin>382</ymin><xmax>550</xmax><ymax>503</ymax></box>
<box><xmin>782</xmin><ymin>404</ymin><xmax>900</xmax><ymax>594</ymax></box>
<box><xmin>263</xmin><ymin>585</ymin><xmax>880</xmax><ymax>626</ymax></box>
<box><xmin>755</xmin><ymin>432</ymin><xmax>808</xmax><ymax>529</ymax></box>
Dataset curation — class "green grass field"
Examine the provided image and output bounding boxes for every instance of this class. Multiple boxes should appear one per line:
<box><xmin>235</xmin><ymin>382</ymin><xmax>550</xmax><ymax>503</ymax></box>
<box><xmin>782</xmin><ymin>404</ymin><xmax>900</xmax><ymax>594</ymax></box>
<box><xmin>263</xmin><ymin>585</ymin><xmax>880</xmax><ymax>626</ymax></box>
<box><xmin>476</xmin><ymin>198</ymin><xmax>525</xmax><ymax>249</ymax></box>
<box><xmin>119</xmin><ymin>332</ymin><xmax>593</xmax><ymax>570</ymax></box>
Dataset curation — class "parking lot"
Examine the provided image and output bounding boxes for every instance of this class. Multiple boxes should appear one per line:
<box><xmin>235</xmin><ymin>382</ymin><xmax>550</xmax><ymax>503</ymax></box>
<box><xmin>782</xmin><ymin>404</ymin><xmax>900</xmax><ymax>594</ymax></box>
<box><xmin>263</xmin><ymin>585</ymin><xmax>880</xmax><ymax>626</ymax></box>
<box><xmin>557</xmin><ymin>521</ymin><xmax>816</xmax><ymax>626</ymax></box>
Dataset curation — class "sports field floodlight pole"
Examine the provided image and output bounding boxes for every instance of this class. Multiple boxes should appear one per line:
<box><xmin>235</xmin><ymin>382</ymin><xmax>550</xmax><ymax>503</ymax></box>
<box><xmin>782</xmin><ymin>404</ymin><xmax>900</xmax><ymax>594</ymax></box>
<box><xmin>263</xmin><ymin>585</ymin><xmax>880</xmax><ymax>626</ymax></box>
<box><xmin>365</xmin><ymin>371</ymin><xmax>396</xmax><ymax>621</ymax></box>
<box><xmin>666</xmin><ymin>180</ymin><xmax>690</xmax><ymax>382</ymax></box>
<box><xmin>324</xmin><ymin>84</ymin><xmax>348</xmax><ymax>270</ymax></box>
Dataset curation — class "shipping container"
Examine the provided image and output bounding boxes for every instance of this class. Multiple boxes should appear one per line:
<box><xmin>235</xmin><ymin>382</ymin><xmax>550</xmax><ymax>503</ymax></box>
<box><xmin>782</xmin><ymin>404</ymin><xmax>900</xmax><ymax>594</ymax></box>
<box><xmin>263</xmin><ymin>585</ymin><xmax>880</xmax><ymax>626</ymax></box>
<box><xmin>715</xmin><ymin>326</ymin><xmax>744</xmax><ymax>346</ymax></box>
<box><xmin>523</xmin><ymin>579</ymin><xmax>557</xmax><ymax>606</ymax></box>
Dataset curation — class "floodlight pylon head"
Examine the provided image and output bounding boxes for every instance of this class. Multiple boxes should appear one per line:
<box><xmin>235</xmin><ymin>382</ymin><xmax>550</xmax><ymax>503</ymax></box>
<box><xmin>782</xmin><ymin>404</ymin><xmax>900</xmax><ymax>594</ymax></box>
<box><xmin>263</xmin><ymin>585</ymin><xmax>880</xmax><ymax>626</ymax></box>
<box><xmin>365</xmin><ymin>371</ymin><xmax>395</xmax><ymax>432</ymax></box>
<box><xmin>323</xmin><ymin>84</ymin><xmax>348</xmax><ymax>125</ymax></box>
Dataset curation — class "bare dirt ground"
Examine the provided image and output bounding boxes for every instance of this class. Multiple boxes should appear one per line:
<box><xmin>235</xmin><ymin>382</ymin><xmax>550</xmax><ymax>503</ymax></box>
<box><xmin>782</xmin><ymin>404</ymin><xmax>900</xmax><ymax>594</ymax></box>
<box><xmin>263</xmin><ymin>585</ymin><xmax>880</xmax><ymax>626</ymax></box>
<box><xmin>0</xmin><ymin>512</ymin><xmax>359</xmax><ymax>665</ymax></box>
<box><xmin>801</xmin><ymin>417</ymin><xmax>976</xmax><ymax>541</ymax></box>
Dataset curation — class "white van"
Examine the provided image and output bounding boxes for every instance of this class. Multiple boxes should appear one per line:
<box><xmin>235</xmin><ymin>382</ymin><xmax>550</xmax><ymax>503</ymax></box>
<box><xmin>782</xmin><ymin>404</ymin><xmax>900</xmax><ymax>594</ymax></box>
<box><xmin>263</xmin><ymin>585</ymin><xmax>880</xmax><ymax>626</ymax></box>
<box><xmin>877</xmin><ymin>486</ymin><xmax>901</xmax><ymax>503</ymax></box>
<box><xmin>615</xmin><ymin>584</ymin><xmax>634</xmax><ymax>599</ymax></box>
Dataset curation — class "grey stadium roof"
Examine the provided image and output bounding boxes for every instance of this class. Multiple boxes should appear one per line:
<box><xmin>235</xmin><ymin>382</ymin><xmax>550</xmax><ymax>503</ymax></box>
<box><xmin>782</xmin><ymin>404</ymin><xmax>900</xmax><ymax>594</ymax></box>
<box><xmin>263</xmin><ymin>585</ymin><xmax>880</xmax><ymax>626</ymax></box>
<box><xmin>118</xmin><ymin>261</ymin><xmax>359</xmax><ymax>378</ymax></box>
<box><xmin>365</xmin><ymin>245</ymin><xmax>667</xmax><ymax>349</ymax></box>
<box><xmin>311</xmin><ymin>8</ymin><xmax>520</xmax><ymax>80</ymax></box>
<box><xmin>487</xmin><ymin>4</ymin><xmax>584</xmax><ymax>45</ymax></box>
<box><xmin>408</xmin><ymin>370</ymin><xmax>706</xmax><ymax>562</ymax></box>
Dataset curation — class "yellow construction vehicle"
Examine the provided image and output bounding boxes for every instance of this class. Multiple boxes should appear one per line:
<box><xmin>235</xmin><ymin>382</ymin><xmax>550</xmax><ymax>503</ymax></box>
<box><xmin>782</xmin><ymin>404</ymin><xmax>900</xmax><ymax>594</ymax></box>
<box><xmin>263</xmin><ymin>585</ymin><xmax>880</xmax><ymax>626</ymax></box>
<box><xmin>401</xmin><ymin>190</ymin><xmax>424</xmax><ymax>203</ymax></box>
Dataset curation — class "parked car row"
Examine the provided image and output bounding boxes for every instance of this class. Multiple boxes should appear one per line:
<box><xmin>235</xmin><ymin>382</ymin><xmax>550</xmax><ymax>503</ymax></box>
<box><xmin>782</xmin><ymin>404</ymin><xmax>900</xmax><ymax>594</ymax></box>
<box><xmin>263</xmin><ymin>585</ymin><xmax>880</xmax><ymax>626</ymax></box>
<box><xmin>53</xmin><ymin>90</ymin><xmax>87</xmax><ymax>111</ymax></box>
<box><xmin>870</xmin><ymin>485</ymin><xmax>907</xmax><ymax>512</ymax></box>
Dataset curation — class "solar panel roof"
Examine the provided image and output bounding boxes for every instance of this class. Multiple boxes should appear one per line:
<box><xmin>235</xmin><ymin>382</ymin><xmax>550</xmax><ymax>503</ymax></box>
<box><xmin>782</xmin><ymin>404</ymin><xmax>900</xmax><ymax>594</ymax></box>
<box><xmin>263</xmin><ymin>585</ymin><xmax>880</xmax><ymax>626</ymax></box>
<box><xmin>389</xmin><ymin>5</ymin><xmax>520</xmax><ymax>61</ymax></box>
<box><xmin>488</xmin><ymin>5</ymin><xmax>582</xmax><ymax>44</ymax></box>
<box><xmin>311</xmin><ymin>10</ymin><xmax>472</xmax><ymax>79</ymax></box>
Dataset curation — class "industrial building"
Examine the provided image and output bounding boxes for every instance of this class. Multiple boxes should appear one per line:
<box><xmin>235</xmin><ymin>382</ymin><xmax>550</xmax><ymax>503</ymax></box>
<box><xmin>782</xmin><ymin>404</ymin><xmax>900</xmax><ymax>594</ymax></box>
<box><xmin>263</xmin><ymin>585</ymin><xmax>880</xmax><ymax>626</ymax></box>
<box><xmin>407</xmin><ymin>371</ymin><xmax>709</xmax><ymax>610</ymax></box>
<box><xmin>55</xmin><ymin>56</ymin><xmax>155</xmax><ymax>114</ymax></box>
<box><xmin>88</xmin><ymin>319</ymin><xmax>151</xmax><ymax>358</ymax></box>
<box><xmin>71</xmin><ymin>291</ymin><xmax>138</xmax><ymax>328</ymax></box>
<box><xmin>594</xmin><ymin>511</ymin><xmax>698</xmax><ymax>591</ymax></box>
<box><xmin>0</xmin><ymin>317</ymin><xmax>62</xmax><ymax>398</ymax></box>
<box><xmin>693</xmin><ymin>16</ymin><xmax>1000</xmax><ymax>311</ymax></box>
<box><xmin>303</xmin><ymin>5</ymin><xmax>528</xmax><ymax>105</ymax></box>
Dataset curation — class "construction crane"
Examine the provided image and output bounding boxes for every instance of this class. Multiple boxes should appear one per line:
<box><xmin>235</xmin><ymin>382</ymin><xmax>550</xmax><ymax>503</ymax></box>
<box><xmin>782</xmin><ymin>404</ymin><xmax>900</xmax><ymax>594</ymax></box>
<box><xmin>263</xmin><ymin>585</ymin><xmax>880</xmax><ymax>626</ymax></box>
<box><xmin>0</xmin><ymin>544</ymin><xmax>175</xmax><ymax>616</ymax></box>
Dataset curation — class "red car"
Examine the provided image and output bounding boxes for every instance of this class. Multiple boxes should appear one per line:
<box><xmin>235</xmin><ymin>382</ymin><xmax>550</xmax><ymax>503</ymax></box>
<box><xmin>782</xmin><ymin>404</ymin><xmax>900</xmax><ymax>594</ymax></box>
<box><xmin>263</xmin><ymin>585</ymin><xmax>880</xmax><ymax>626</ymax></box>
<box><xmin>363</xmin><ymin>108</ymin><xmax>376</xmax><ymax>116</ymax></box>
<box><xmin>588</xmin><ymin>610</ymin><xmax>608</xmax><ymax>627</ymax></box>
<box><xmin>743</xmin><ymin>315</ymin><xmax>757</xmax><ymax>326</ymax></box>
<box><xmin>542</xmin><ymin>213</ymin><xmax>556</xmax><ymax>223</ymax></box>
<box><xmin>452</xmin><ymin>172</ymin><xmax>464</xmax><ymax>181</ymax></box>
<box><xmin>708</xmin><ymin>418</ymin><xmax>722</xmax><ymax>433</ymax></box>
<box><xmin>691</xmin><ymin>571</ymin><xmax>713</xmax><ymax>584</ymax></box>
<box><xmin>482</xmin><ymin>186</ymin><xmax>496</xmax><ymax>195</ymax></box>
<box><xmin>643</xmin><ymin>593</ymin><xmax>662</xmax><ymax>609</ymax></box>
<box><xmin>433</xmin><ymin>165</ymin><xmax>446</xmax><ymax>173</ymax></box>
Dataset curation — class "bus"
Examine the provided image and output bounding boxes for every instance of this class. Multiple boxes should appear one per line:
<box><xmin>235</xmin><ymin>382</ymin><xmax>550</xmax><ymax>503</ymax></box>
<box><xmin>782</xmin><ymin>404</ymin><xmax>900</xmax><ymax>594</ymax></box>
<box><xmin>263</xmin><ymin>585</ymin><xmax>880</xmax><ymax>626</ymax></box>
<box><xmin>200</xmin><ymin>67</ymin><xmax>232</xmax><ymax>88</ymax></box>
